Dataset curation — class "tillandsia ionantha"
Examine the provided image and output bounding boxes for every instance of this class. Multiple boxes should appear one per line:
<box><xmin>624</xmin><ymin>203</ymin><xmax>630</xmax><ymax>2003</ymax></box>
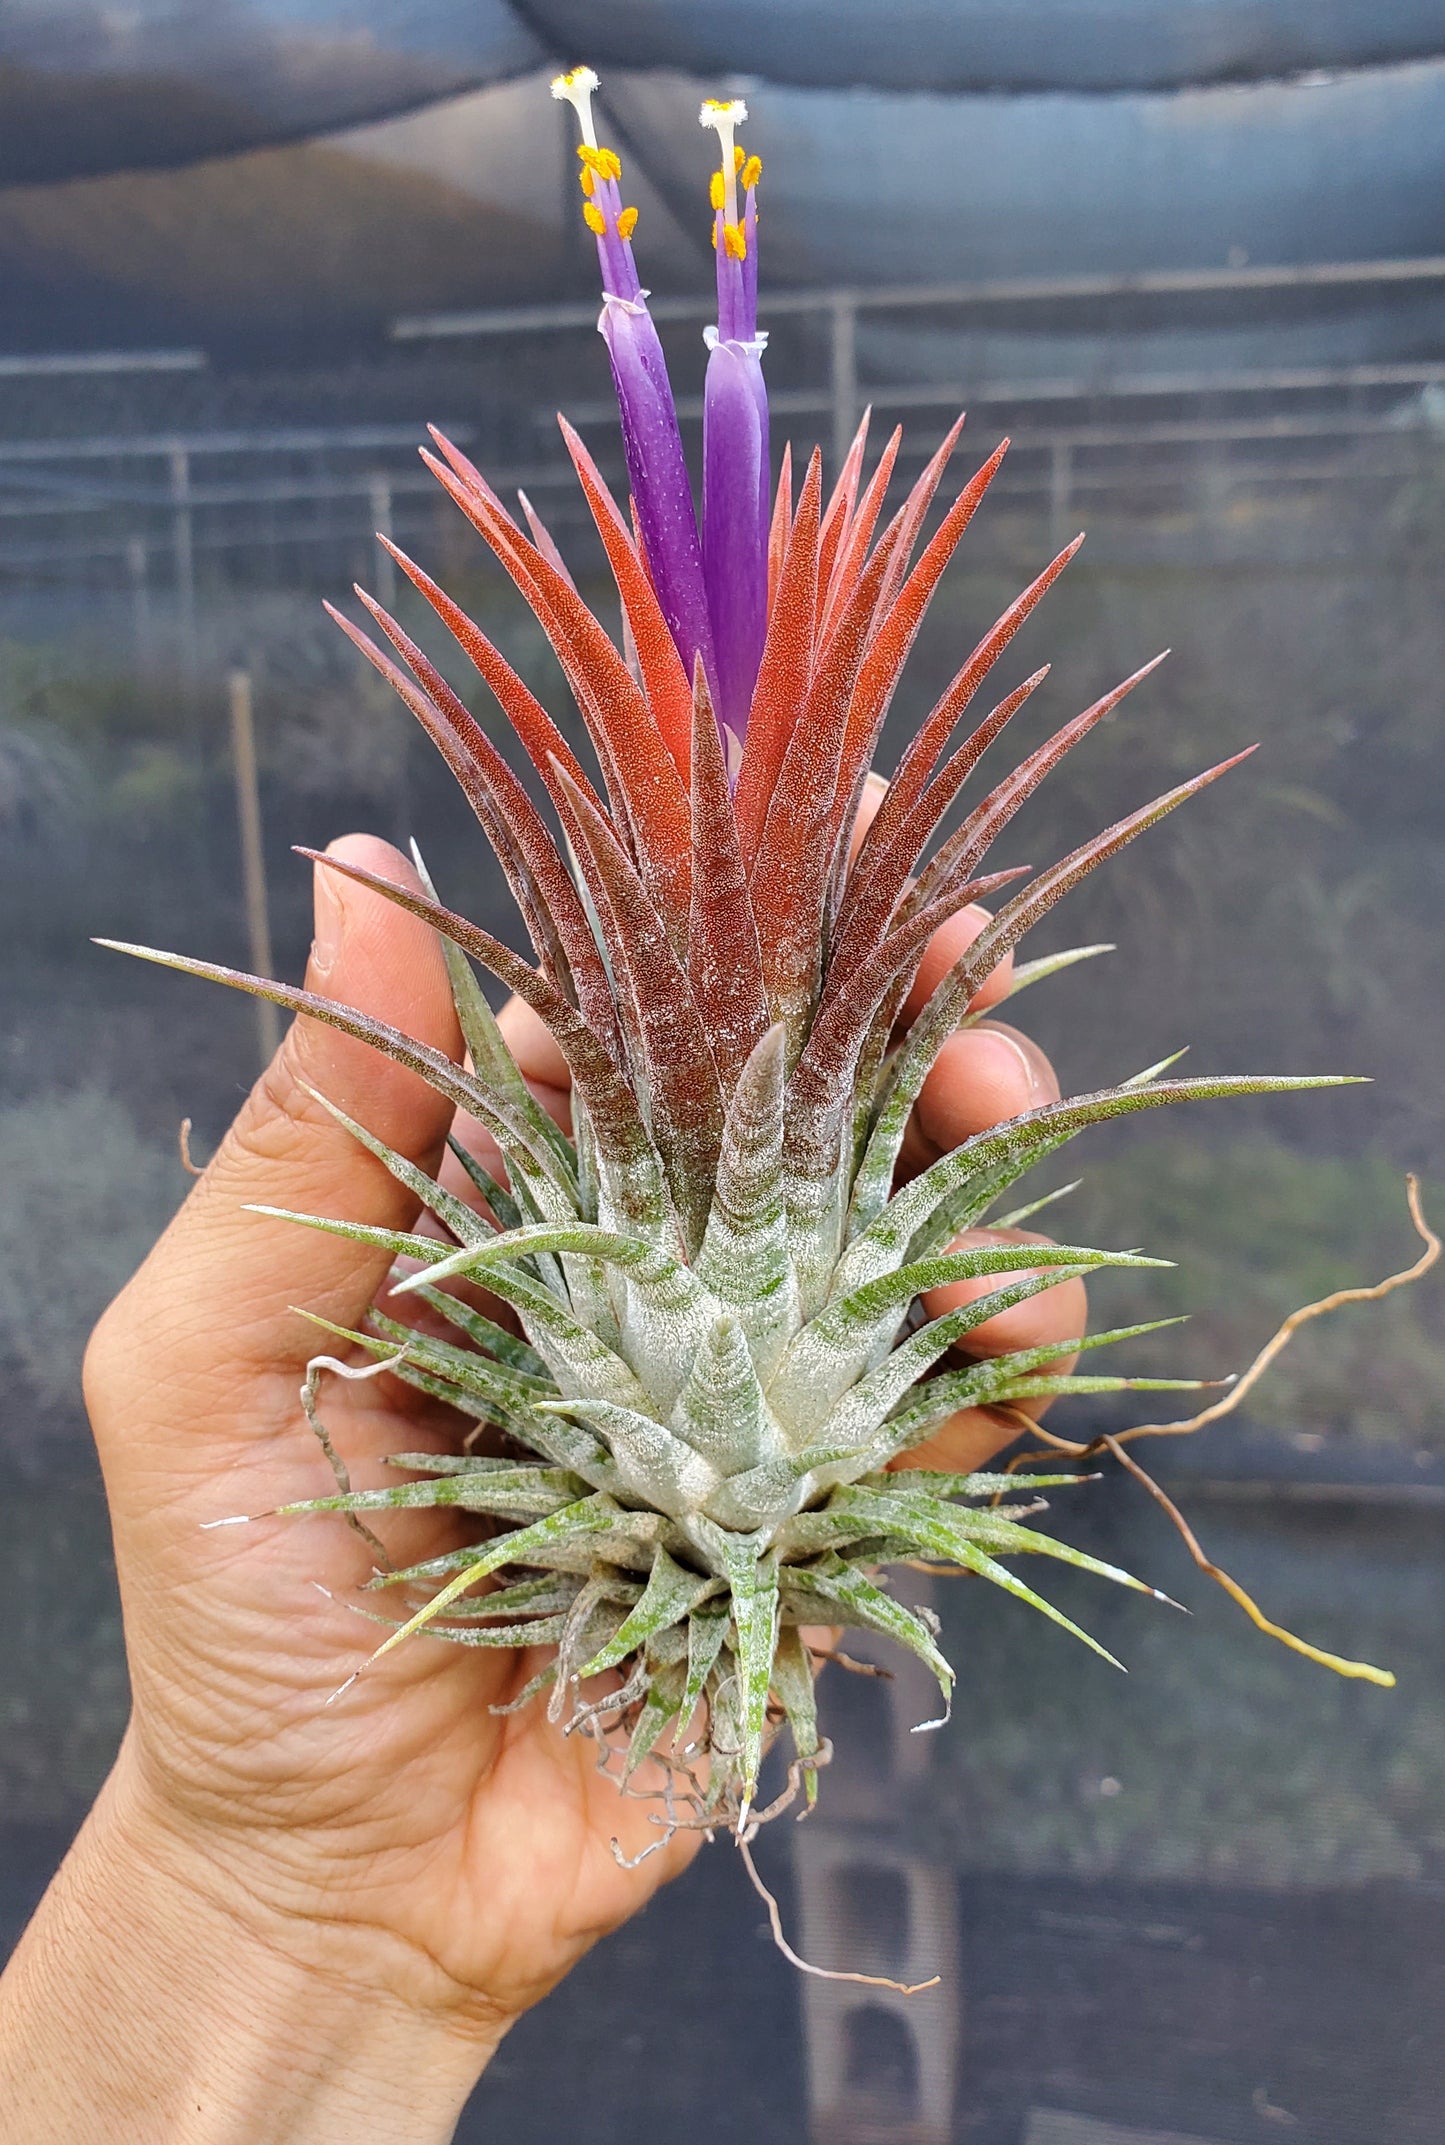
<box><xmin>105</xmin><ymin>66</ymin><xmax>1388</xmax><ymax>1850</ymax></box>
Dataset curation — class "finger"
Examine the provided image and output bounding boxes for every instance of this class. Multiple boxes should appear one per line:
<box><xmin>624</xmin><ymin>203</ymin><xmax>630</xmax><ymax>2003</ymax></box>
<box><xmin>851</xmin><ymin>775</ymin><xmax>1015</xmax><ymax>1019</ymax></box>
<box><xmin>888</xmin><ymin>1406</ymin><xmax>1019</xmax><ymax>1478</ymax></box>
<box><xmin>919</xmin><ymin>1229</ymin><xmax>1086</xmax><ymax>1373</ymax></box>
<box><xmin>849</xmin><ymin>769</ymin><xmax>890</xmax><ymax>862</ymax></box>
<box><xmin>894</xmin><ymin>1225</ymin><xmax>1086</xmax><ymax>1478</ymax></box>
<box><xmin>87</xmin><ymin>835</ymin><xmax>462</xmax><ymax>1422</ymax></box>
<box><xmin>897</xmin><ymin>1019</ymin><xmax>1060</xmax><ymax>1180</ymax></box>
<box><xmin>901</xmin><ymin>903</ymin><xmax>1015</xmax><ymax>1027</ymax></box>
<box><xmin>436</xmin><ymin>996</ymin><xmax>572</xmax><ymax>1219</ymax></box>
<box><xmin>498</xmin><ymin>995</ymin><xmax>571</xmax><ymax>1099</ymax></box>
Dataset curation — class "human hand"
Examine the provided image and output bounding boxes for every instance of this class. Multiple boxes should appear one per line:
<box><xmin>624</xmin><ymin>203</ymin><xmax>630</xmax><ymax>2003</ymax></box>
<box><xmin>0</xmin><ymin>802</ymin><xmax>1081</xmax><ymax>2143</ymax></box>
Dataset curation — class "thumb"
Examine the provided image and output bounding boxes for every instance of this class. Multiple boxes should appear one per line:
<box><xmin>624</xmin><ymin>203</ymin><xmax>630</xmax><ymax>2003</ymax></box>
<box><xmin>86</xmin><ymin>834</ymin><xmax>462</xmax><ymax>1461</ymax></box>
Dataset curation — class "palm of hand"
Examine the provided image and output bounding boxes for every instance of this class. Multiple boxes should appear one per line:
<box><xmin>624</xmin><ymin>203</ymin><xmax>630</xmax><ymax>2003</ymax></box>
<box><xmin>82</xmin><ymin>830</ymin><xmax>1075</xmax><ymax>2039</ymax></box>
<box><xmin>93</xmin><ymin>1286</ymin><xmax>697</xmax><ymax>2030</ymax></box>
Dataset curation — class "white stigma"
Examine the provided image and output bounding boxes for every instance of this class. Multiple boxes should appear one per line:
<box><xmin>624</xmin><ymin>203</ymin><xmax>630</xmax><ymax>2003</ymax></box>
<box><xmin>551</xmin><ymin>64</ymin><xmax>601</xmax><ymax>149</ymax></box>
<box><xmin>700</xmin><ymin>97</ymin><xmax>748</xmax><ymax>228</ymax></box>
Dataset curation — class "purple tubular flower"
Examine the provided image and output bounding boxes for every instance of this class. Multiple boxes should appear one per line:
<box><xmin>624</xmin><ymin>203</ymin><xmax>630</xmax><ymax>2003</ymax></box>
<box><xmin>552</xmin><ymin>68</ymin><xmax>715</xmax><ymax>701</ymax></box>
<box><xmin>701</xmin><ymin>101</ymin><xmax>770</xmax><ymax>752</ymax></box>
<box><xmin>702</xmin><ymin>338</ymin><xmax>768</xmax><ymax>757</ymax></box>
<box><xmin>602</xmin><ymin>296</ymin><xmax>717</xmax><ymax>698</ymax></box>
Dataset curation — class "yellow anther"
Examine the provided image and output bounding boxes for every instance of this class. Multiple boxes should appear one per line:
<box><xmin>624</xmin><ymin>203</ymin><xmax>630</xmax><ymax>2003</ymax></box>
<box><xmin>710</xmin><ymin>223</ymin><xmax>718</xmax><ymax>250</ymax></box>
<box><xmin>741</xmin><ymin>154</ymin><xmax>762</xmax><ymax>190</ymax></box>
<box><xmin>722</xmin><ymin>221</ymin><xmax>747</xmax><ymax>262</ymax></box>
<box><xmin>551</xmin><ymin>66</ymin><xmax>601</xmax><ymax>151</ymax></box>
<box><xmin>577</xmin><ymin>143</ymin><xmax>622</xmax><ymax>181</ymax></box>
<box><xmin>579</xmin><ymin>165</ymin><xmax>595</xmax><ymax>197</ymax></box>
<box><xmin>734</xmin><ymin>144</ymin><xmax>745</xmax><ymax>173</ymax></box>
<box><xmin>709</xmin><ymin>170</ymin><xmax>726</xmax><ymax>212</ymax></box>
<box><xmin>617</xmin><ymin>205</ymin><xmax>638</xmax><ymax>239</ymax></box>
<box><xmin>583</xmin><ymin>201</ymin><xmax>607</xmax><ymax>237</ymax></box>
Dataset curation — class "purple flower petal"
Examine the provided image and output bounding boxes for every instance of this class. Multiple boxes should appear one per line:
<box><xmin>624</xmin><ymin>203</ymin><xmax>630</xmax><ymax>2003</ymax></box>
<box><xmin>703</xmin><ymin>336</ymin><xmax>770</xmax><ymax>749</ymax></box>
<box><xmin>601</xmin><ymin>296</ymin><xmax>715</xmax><ymax>697</ymax></box>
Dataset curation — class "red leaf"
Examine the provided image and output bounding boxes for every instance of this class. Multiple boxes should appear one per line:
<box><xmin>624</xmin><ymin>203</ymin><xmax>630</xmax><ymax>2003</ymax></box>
<box><xmin>821</xmin><ymin>666</ymin><xmax>1051</xmax><ymax>1003</ymax></box>
<box><xmin>839</xmin><ymin>437</ymin><xmax>1008</xmax><ymax>784</ymax></box>
<box><xmin>423</xmin><ymin>448</ymin><xmax>694</xmax><ymax>943</ymax></box>
<box><xmin>819</xmin><ymin>424</ymin><xmax>901</xmax><ymax>637</ymax></box>
<box><xmin>559</xmin><ymin>414</ymin><xmax>693</xmax><ymax>783</ymax></box>
<box><xmin>850</xmin><ymin>534</ymin><xmax>1085</xmax><ymax>901</ymax></box>
<box><xmin>816</xmin><ymin>407</ymin><xmax>871</xmax><ymax>611</ymax></box>
<box><xmin>767</xmin><ymin>440</ymin><xmax>793</xmax><ymax>616</ymax></box>
<box><xmin>735</xmin><ymin>447</ymin><xmax>823</xmax><ymax>872</ymax></box>
<box><xmin>325</xmin><ymin>598</ymin><xmax>617</xmax><ymax>1053</ymax></box>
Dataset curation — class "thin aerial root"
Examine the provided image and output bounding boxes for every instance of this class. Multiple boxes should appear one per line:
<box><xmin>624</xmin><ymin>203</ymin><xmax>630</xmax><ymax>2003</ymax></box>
<box><xmin>747</xmin><ymin>1746</ymin><xmax>834</xmax><ymax>1829</ymax></box>
<box><xmin>804</xmin><ymin>1645</ymin><xmax>893</xmax><ymax>1678</ymax></box>
<box><xmin>178</xmin><ymin>1117</ymin><xmax>204</xmax><ymax>1176</ymax></box>
<box><xmin>1100</xmin><ymin>1433</ymin><xmax>1395</xmax><ymax>1687</ymax></box>
<box><xmin>564</xmin><ymin>1657</ymin><xmax>649</xmax><ymax>1733</ymax></box>
<box><xmin>980</xmin><ymin>1180</ymin><xmax>1433</xmax><ymax>1685</ymax></box>
<box><xmin>738</xmin><ymin>1839</ymin><xmax>942</xmax><ymax>1994</ymax></box>
<box><xmin>610</xmin><ymin>1823</ymin><xmax>678</xmax><ymax>1871</ymax></box>
<box><xmin>300</xmin><ymin>1345</ymin><xmax>410</xmax><ymax>1568</ymax></box>
<box><xmin>1113</xmin><ymin>1173</ymin><xmax>1439</xmax><ymax>1451</ymax></box>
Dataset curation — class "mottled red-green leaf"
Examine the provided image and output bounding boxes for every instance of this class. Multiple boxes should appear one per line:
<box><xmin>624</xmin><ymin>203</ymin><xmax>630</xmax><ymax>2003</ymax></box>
<box><xmin>553</xmin><ymin>765</ymin><xmax>724</xmax><ymax>1253</ymax></box>
<box><xmin>687</xmin><ymin>664</ymin><xmax>768</xmax><ymax>1091</ymax></box>
<box><xmin>324</xmin><ymin>598</ymin><xmax>616</xmax><ymax>1051</ymax></box>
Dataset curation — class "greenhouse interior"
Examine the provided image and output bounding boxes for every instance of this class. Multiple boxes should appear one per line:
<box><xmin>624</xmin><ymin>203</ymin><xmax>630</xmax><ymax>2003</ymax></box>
<box><xmin>0</xmin><ymin>6</ymin><xmax>1443</xmax><ymax>2142</ymax></box>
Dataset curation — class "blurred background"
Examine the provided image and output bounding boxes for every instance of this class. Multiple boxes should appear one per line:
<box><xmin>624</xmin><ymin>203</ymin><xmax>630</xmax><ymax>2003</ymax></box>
<box><xmin>1</xmin><ymin>6</ymin><xmax>1443</xmax><ymax>2141</ymax></box>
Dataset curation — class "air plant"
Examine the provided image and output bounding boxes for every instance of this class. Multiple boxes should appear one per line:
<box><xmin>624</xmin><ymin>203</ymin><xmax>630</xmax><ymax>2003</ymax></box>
<box><xmin>106</xmin><ymin>67</ymin><xmax>1378</xmax><ymax>1845</ymax></box>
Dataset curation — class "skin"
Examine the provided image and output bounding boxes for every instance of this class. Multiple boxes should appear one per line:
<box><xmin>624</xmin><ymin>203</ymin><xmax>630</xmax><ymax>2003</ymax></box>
<box><xmin>0</xmin><ymin>790</ymin><xmax>1082</xmax><ymax>2142</ymax></box>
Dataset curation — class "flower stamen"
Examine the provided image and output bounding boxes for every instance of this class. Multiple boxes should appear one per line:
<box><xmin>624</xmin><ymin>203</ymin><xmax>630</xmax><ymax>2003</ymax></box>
<box><xmin>700</xmin><ymin>97</ymin><xmax>748</xmax><ymax>242</ymax></box>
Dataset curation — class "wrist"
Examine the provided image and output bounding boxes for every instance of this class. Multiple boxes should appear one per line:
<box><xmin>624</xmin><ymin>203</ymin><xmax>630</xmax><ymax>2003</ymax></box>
<box><xmin>0</xmin><ymin>1749</ymin><xmax>504</xmax><ymax>2144</ymax></box>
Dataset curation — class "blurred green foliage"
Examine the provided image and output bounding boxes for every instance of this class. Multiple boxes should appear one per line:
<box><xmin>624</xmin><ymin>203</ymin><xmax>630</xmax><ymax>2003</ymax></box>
<box><xmin>913</xmin><ymin>1495</ymin><xmax>1445</xmax><ymax>1888</ymax></box>
<box><xmin>1062</xmin><ymin>1136</ymin><xmax>1443</xmax><ymax>1448</ymax></box>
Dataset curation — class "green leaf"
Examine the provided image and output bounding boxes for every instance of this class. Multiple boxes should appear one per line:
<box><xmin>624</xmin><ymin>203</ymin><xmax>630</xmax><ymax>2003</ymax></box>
<box><xmin>277</xmin><ymin>1464</ymin><xmax>585</xmax><ymax>1522</ymax></box>
<box><xmin>872</xmin><ymin>1317</ymin><xmax>1190</xmax><ymax>1458</ymax></box>
<box><xmin>794</xmin><ymin>1266</ymin><xmax>1101</xmax><ymax>1462</ymax></box>
<box><xmin>692</xmin><ymin>1522</ymin><xmax>780</xmax><ymax>1805</ymax></box>
<box><xmin>445</xmin><ymin>1139</ymin><xmax>524</xmax><ymax>1233</ymax></box>
<box><xmin>623</xmin><ymin>1658</ymin><xmax>689</xmax><ymax>1779</ymax></box>
<box><xmin>298</xmin><ymin>1083</ymin><xmax>494</xmax><ymax>1251</ymax></box>
<box><xmin>577</xmin><ymin>1547</ymin><xmax>718</xmax><ymax>1677</ymax></box>
<box><xmin>405</xmin><ymin>1278</ymin><xmax>548</xmax><ymax>1379</ymax></box>
<box><xmin>842</xmin><ymin>1077</ymin><xmax>1359</xmax><ymax>1301</ymax></box>
<box><xmin>782</xmin><ymin>1552</ymin><xmax>952</xmax><ymax>1708</ymax></box>
<box><xmin>769</xmin><ymin>1626</ymin><xmax>820</xmax><ymax>1790</ymax></box>
<box><xmin>679</xmin><ymin>1601</ymin><xmax>731</xmax><ymax>1743</ymax></box>
<box><xmin>351</xmin><ymin>1493</ymin><xmax>628</xmax><ymax>1665</ymax></box>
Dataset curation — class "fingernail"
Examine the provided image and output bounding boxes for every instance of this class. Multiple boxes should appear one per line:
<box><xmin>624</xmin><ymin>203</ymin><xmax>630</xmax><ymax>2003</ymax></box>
<box><xmin>311</xmin><ymin>859</ymin><xmax>346</xmax><ymax>980</ymax></box>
